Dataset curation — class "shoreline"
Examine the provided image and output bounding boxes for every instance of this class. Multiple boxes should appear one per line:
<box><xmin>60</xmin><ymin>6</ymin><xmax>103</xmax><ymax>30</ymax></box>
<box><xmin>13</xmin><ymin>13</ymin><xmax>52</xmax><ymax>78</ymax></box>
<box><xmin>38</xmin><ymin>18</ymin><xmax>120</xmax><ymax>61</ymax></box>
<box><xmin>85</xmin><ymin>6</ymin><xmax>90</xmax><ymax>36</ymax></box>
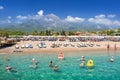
<box><xmin>0</xmin><ymin>41</ymin><xmax>120</xmax><ymax>54</ymax></box>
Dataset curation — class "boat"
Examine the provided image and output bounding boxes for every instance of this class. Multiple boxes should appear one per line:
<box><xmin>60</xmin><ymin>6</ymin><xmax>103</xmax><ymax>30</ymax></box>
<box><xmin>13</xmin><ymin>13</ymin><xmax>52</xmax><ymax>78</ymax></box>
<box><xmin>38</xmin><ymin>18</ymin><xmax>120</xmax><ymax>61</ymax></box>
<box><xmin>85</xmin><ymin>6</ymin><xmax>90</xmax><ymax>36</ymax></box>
<box><xmin>58</xmin><ymin>53</ymin><xmax>64</xmax><ymax>60</ymax></box>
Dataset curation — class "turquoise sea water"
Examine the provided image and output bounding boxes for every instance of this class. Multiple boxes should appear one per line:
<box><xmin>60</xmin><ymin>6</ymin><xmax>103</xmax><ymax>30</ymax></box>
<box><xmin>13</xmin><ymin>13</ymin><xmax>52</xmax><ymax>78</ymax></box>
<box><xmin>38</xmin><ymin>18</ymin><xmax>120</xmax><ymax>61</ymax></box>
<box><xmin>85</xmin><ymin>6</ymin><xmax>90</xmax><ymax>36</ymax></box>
<box><xmin>0</xmin><ymin>50</ymin><xmax>120</xmax><ymax>80</ymax></box>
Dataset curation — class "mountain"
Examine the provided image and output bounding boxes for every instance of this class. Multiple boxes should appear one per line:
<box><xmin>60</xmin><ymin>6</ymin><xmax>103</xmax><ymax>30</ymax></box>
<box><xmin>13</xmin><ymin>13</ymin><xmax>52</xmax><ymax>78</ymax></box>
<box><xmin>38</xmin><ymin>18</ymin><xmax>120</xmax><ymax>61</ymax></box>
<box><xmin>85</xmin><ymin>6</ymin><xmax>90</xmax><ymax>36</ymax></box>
<box><xmin>0</xmin><ymin>18</ymin><xmax>119</xmax><ymax>32</ymax></box>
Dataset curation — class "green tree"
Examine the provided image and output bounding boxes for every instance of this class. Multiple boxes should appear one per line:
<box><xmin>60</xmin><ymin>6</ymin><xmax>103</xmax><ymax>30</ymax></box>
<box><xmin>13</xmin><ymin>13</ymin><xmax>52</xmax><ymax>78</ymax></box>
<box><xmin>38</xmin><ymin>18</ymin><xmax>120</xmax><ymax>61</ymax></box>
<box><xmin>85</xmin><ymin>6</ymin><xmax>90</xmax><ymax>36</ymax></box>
<box><xmin>32</xmin><ymin>30</ymin><xmax>38</xmax><ymax>36</ymax></box>
<box><xmin>45</xmin><ymin>30</ymin><xmax>51</xmax><ymax>36</ymax></box>
<box><xmin>2</xmin><ymin>32</ymin><xmax>9</xmax><ymax>38</ymax></box>
<box><xmin>60</xmin><ymin>29</ymin><xmax>66</xmax><ymax>36</ymax></box>
<box><xmin>117</xmin><ymin>28</ymin><xmax>120</xmax><ymax>33</ymax></box>
<box><xmin>106</xmin><ymin>30</ymin><xmax>115</xmax><ymax>35</ymax></box>
<box><xmin>98</xmin><ymin>30</ymin><xmax>107</xmax><ymax>35</ymax></box>
<box><xmin>68</xmin><ymin>31</ymin><xmax>75</xmax><ymax>36</ymax></box>
<box><xmin>54</xmin><ymin>32</ymin><xmax>59</xmax><ymax>36</ymax></box>
<box><xmin>40</xmin><ymin>31</ymin><xmax>46</xmax><ymax>36</ymax></box>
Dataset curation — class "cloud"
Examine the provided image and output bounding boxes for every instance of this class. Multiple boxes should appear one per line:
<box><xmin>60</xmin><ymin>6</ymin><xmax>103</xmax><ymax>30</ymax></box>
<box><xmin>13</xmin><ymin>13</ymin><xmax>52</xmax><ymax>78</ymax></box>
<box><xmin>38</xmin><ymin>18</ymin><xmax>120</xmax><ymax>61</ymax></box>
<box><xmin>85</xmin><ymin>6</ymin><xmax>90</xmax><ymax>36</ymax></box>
<box><xmin>16</xmin><ymin>10</ymin><xmax>84</xmax><ymax>23</ymax></box>
<box><xmin>16</xmin><ymin>10</ymin><xmax>60</xmax><ymax>22</ymax></box>
<box><xmin>95</xmin><ymin>14</ymin><xmax>105</xmax><ymax>18</ymax></box>
<box><xmin>16</xmin><ymin>10</ymin><xmax>44</xmax><ymax>20</ymax></box>
<box><xmin>0</xmin><ymin>6</ymin><xmax>4</xmax><ymax>10</ymax></box>
<box><xmin>7</xmin><ymin>20</ymin><xmax>11</xmax><ymax>23</ymax></box>
<box><xmin>65</xmin><ymin>16</ymin><xmax>85</xmax><ymax>22</ymax></box>
<box><xmin>0</xmin><ymin>19</ymin><xmax>11</xmax><ymax>24</ymax></box>
<box><xmin>113</xmin><ymin>20</ymin><xmax>120</xmax><ymax>26</ymax></box>
<box><xmin>44</xmin><ymin>13</ymin><xmax>60</xmax><ymax>21</ymax></box>
<box><xmin>88</xmin><ymin>17</ymin><xmax>112</xmax><ymax>25</ymax></box>
<box><xmin>15</xmin><ymin>10</ymin><xmax>120</xmax><ymax>27</ymax></box>
<box><xmin>16</xmin><ymin>15</ymin><xmax>28</xmax><ymax>20</ymax></box>
<box><xmin>8</xmin><ymin>16</ymin><xmax>12</xmax><ymax>19</ymax></box>
<box><xmin>107</xmin><ymin>14</ymin><xmax>116</xmax><ymax>18</ymax></box>
<box><xmin>37</xmin><ymin>10</ymin><xmax>44</xmax><ymax>16</ymax></box>
<box><xmin>88</xmin><ymin>14</ymin><xmax>120</xmax><ymax>26</ymax></box>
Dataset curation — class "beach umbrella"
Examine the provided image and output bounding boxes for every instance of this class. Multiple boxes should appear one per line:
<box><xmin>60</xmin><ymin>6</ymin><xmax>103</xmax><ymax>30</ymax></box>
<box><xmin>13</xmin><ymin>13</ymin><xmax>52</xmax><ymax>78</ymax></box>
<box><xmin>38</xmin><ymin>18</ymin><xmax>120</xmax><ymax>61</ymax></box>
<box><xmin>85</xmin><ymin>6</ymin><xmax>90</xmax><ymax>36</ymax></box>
<box><xmin>29</xmin><ymin>44</ymin><xmax>33</xmax><ymax>48</ymax></box>
<box><xmin>41</xmin><ymin>41</ymin><xmax>45</xmax><ymax>45</ymax></box>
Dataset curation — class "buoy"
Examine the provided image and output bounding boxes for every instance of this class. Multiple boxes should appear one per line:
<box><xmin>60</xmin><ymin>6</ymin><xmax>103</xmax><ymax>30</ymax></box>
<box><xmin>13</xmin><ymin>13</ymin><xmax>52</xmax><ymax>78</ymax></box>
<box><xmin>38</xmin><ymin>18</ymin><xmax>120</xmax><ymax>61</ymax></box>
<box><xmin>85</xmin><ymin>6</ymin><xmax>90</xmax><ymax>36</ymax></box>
<box><xmin>87</xmin><ymin>59</ymin><xmax>94</xmax><ymax>67</ymax></box>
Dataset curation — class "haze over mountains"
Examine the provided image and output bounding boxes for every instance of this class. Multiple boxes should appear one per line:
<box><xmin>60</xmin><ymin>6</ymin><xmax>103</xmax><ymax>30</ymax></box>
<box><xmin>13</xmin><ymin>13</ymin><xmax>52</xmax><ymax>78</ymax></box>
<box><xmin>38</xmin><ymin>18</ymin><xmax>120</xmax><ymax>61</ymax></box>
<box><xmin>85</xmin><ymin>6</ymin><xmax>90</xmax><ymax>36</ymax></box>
<box><xmin>0</xmin><ymin>10</ymin><xmax>120</xmax><ymax>32</ymax></box>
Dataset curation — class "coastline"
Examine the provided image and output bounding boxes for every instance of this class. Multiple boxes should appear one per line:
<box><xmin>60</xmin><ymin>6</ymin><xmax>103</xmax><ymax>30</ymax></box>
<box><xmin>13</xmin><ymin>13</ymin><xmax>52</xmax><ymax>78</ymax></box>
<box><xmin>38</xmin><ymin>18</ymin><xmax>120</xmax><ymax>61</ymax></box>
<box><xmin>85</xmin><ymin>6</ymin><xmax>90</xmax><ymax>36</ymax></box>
<box><xmin>0</xmin><ymin>41</ymin><xmax>120</xmax><ymax>54</ymax></box>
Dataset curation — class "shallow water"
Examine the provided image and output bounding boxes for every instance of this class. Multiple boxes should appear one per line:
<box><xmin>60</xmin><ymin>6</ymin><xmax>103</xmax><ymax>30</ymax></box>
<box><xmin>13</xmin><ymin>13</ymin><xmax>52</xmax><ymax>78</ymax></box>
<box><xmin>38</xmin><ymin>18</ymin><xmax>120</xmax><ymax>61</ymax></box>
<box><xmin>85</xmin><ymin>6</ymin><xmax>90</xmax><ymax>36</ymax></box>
<box><xmin>0</xmin><ymin>50</ymin><xmax>120</xmax><ymax>80</ymax></box>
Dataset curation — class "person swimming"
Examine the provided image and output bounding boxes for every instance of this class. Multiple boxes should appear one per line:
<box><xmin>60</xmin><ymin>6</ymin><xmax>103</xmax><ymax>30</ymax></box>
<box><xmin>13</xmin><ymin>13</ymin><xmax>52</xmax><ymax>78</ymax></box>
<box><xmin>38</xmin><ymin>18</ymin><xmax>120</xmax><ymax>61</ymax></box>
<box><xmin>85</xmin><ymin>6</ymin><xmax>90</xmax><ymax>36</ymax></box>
<box><xmin>6</xmin><ymin>66</ymin><xmax>12</xmax><ymax>72</ymax></box>
<box><xmin>81</xmin><ymin>56</ymin><xmax>85</xmax><ymax>62</ymax></box>
<box><xmin>58</xmin><ymin>52</ymin><xmax>64</xmax><ymax>60</ymax></box>
<box><xmin>49</xmin><ymin>61</ymin><xmax>53</xmax><ymax>67</ymax></box>
<box><xmin>110</xmin><ymin>56</ymin><xmax>114</xmax><ymax>62</ymax></box>
<box><xmin>32</xmin><ymin>58</ymin><xmax>38</xmax><ymax>64</ymax></box>
<box><xmin>54</xmin><ymin>65</ymin><xmax>59</xmax><ymax>71</ymax></box>
<box><xmin>32</xmin><ymin>58</ymin><xmax>38</xmax><ymax>68</ymax></box>
<box><xmin>6</xmin><ymin>66</ymin><xmax>17</xmax><ymax>73</ymax></box>
<box><xmin>80</xmin><ymin>61</ymin><xmax>85</xmax><ymax>67</ymax></box>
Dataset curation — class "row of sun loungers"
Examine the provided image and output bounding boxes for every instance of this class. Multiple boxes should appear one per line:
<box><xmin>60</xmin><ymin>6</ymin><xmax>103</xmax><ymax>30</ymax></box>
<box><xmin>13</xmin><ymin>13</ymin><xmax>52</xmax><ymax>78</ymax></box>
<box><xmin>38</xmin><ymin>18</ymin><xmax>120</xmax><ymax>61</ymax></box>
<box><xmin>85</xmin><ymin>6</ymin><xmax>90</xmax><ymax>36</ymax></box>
<box><xmin>15</xmin><ymin>43</ymin><xmax>47</xmax><ymax>49</ymax></box>
<box><xmin>15</xmin><ymin>44</ymin><xmax>33</xmax><ymax>49</ymax></box>
<box><xmin>50</xmin><ymin>42</ymin><xmax>100</xmax><ymax>48</ymax></box>
<box><xmin>15</xmin><ymin>42</ymin><xmax>101</xmax><ymax>49</ymax></box>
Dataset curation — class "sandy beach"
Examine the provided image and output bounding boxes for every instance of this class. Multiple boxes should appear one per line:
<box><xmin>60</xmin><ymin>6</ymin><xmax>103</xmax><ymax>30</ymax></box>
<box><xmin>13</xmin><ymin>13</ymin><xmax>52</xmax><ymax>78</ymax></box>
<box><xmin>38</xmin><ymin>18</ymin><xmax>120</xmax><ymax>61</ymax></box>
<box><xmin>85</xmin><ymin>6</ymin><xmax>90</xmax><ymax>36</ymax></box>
<box><xmin>0</xmin><ymin>40</ymin><xmax>120</xmax><ymax>53</ymax></box>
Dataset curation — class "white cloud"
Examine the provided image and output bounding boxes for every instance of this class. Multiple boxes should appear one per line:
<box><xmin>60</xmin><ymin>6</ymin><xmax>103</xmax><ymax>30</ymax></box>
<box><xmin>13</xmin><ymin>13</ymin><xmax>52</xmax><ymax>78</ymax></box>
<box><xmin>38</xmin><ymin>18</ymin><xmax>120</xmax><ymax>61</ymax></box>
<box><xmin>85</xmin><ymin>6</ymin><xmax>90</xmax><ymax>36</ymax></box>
<box><xmin>0</xmin><ymin>19</ymin><xmax>11</xmax><ymax>24</ymax></box>
<box><xmin>65</xmin><ymin>16</ymin><xmax>85</xmax><ymax>22</ymax></box>
<box><xmin>95</xmin><ymin>14</ymin><xmax>105</xmax><ymax>18</ymax></box>
<box><xmin>88</xmin><ymin>14</ymin><xmax>120</xmax><ymax>26</ymax></box>
<box><xmin>113</xmin><ymin>20</ymin><xmax>120</xmax><ymax>26</ymax></box>
<box><xmin>15</xmin><ymin>10</ymin><xmax>120</xmax><ymax>27</ymax></box>
<box><xmin>0</xmin><ymin>6</ymin><xmax>4</xmax><ymax>10</ymax></box>
<box><xmin>16</xmin><ymin>10</ymin><xmax>84</xmax><ymax>23</ymax></box>
<box><xmin>16</xmin><ymin>15</ymin><xmax>28</xmax><ymax>20</ymax></box>
<box><xmin>88</xmin><ymin>17</ymin><xmax>112</xmax><ymax>25</ymax></box>
<box><xmin>37</xmin><ymin>10</ymin><xmax>44</xmax><ymax>16</ymax></box>
<box><xmin>97</xmin><ymin>25</ymin><xmax>102</xmax><ymax>29</ymax></box>
<box><xmin>107</xmin><ymin>14</ymin><xmax>116</xmax><ymax>18</ymax></box>
<box><xmin>7</xmin><ymin>20</ymin><xmax>11</xmax><ymax>23</ymax></box>
<box><xmin>88</xmin><ymin>18</ymin><xmax>94</xmax><ymax>22</ymax></box>
<box><xmin>8</xmin><ymin>16</ymin><xmax>12</xmax><ymax>19</ymax></box>
<box><xmin>45</xmin><ymin>13</ymin><xmax>60</xmax><ymax>21</ymax></box>
<box><xmin>16</xmin><ymin>10</ymin><xmax>44</xmax><ymax>20</ymax></box>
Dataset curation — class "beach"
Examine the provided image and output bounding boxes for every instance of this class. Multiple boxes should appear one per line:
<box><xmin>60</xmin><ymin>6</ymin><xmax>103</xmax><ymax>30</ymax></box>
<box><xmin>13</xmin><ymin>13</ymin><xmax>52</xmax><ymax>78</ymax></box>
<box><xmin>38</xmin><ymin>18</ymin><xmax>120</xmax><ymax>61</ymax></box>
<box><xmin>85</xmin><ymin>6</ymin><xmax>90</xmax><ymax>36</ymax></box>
<box><xmin>0</xmin><ymin>41</ymin><xmax>120</xmax><ymax>53</ymax></box>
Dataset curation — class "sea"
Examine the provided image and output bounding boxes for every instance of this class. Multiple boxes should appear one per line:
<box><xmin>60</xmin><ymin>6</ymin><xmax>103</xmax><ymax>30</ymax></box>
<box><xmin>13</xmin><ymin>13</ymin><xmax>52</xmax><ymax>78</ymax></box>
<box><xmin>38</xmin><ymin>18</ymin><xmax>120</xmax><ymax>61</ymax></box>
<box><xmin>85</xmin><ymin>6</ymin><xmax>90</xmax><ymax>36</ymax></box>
<box><xmin>0</xmin><ymin>50</ymin><xmax>120</xmax><ymax>80</ymax></box>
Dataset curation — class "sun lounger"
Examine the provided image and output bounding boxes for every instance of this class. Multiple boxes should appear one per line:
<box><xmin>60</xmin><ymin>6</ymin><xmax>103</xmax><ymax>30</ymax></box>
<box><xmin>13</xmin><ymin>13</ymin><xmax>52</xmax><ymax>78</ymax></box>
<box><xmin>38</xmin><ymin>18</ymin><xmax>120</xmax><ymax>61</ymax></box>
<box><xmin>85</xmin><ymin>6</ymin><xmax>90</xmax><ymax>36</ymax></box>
<box><xmin>15</xmin><ymin>45</ymin><xmax>19</xmax><ymax>49</ymax></box>
<box><xmin>21</xmin><ymin>45</ymin><xmax>25</xmax><ymax>48</ymax></box>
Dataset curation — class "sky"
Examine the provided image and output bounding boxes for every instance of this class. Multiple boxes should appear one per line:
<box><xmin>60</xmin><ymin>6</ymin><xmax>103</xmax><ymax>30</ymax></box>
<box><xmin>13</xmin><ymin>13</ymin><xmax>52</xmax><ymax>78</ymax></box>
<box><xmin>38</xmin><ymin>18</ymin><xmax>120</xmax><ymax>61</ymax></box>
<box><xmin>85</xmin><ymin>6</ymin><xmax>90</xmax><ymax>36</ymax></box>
<box><xmin>0</xmin><ymin>0</ymin><xmax>120</xmax><ymax>26</ymax></box>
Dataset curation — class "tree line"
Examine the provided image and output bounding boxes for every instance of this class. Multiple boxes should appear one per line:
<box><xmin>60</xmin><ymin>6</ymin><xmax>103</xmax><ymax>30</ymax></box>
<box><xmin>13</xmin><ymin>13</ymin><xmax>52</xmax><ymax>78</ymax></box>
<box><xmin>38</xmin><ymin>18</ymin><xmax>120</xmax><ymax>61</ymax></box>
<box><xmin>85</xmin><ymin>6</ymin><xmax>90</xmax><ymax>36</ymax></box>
<box><xmin>0</xmin><ymin>28</ymin><xmax>120</xmax><ymax>37</ymax></box>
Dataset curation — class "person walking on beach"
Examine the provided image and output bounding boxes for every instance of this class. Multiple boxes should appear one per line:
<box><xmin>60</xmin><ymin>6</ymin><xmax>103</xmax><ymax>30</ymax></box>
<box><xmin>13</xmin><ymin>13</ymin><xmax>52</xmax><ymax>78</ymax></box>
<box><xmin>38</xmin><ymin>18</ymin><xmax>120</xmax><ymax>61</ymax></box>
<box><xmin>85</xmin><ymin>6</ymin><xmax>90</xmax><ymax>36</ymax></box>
<box><xmin>107</xmin><ymin>44</ymin><xmax>110</xmax><ymax>50</ymax></box>
<box><xmin>114</xmin><ymin>44</ymin><xmax>117</xmax><ymax>50</ymax></box>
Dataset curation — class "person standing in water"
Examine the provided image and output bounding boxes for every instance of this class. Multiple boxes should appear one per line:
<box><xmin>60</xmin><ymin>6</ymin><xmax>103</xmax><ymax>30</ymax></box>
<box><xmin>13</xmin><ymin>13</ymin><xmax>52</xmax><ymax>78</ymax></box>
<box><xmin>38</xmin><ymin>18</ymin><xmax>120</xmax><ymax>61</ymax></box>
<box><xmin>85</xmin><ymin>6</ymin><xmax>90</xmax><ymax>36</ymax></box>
<box><xmin>49</xmin><ymin>61</ymin><xmax>53</xmax><ymax>67</ymax></box>
<box><xmin>32</xmin><ymin>58</ymin><xmax>38</xmax><ymax>68</ymax></box>
<box><xmin>81</xmin><ymin>56</ymin><xmax>85</xmax><ymax>62</ymax></box>
<box><xmin>54</xmin><ymin>65</ymin><xmax>59</xmax><ymax>71</ymax></box>
<box><xmin>80</xmin><ymin>56</ymin><xmax>85</xmax><ymax>67</ymax></box>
